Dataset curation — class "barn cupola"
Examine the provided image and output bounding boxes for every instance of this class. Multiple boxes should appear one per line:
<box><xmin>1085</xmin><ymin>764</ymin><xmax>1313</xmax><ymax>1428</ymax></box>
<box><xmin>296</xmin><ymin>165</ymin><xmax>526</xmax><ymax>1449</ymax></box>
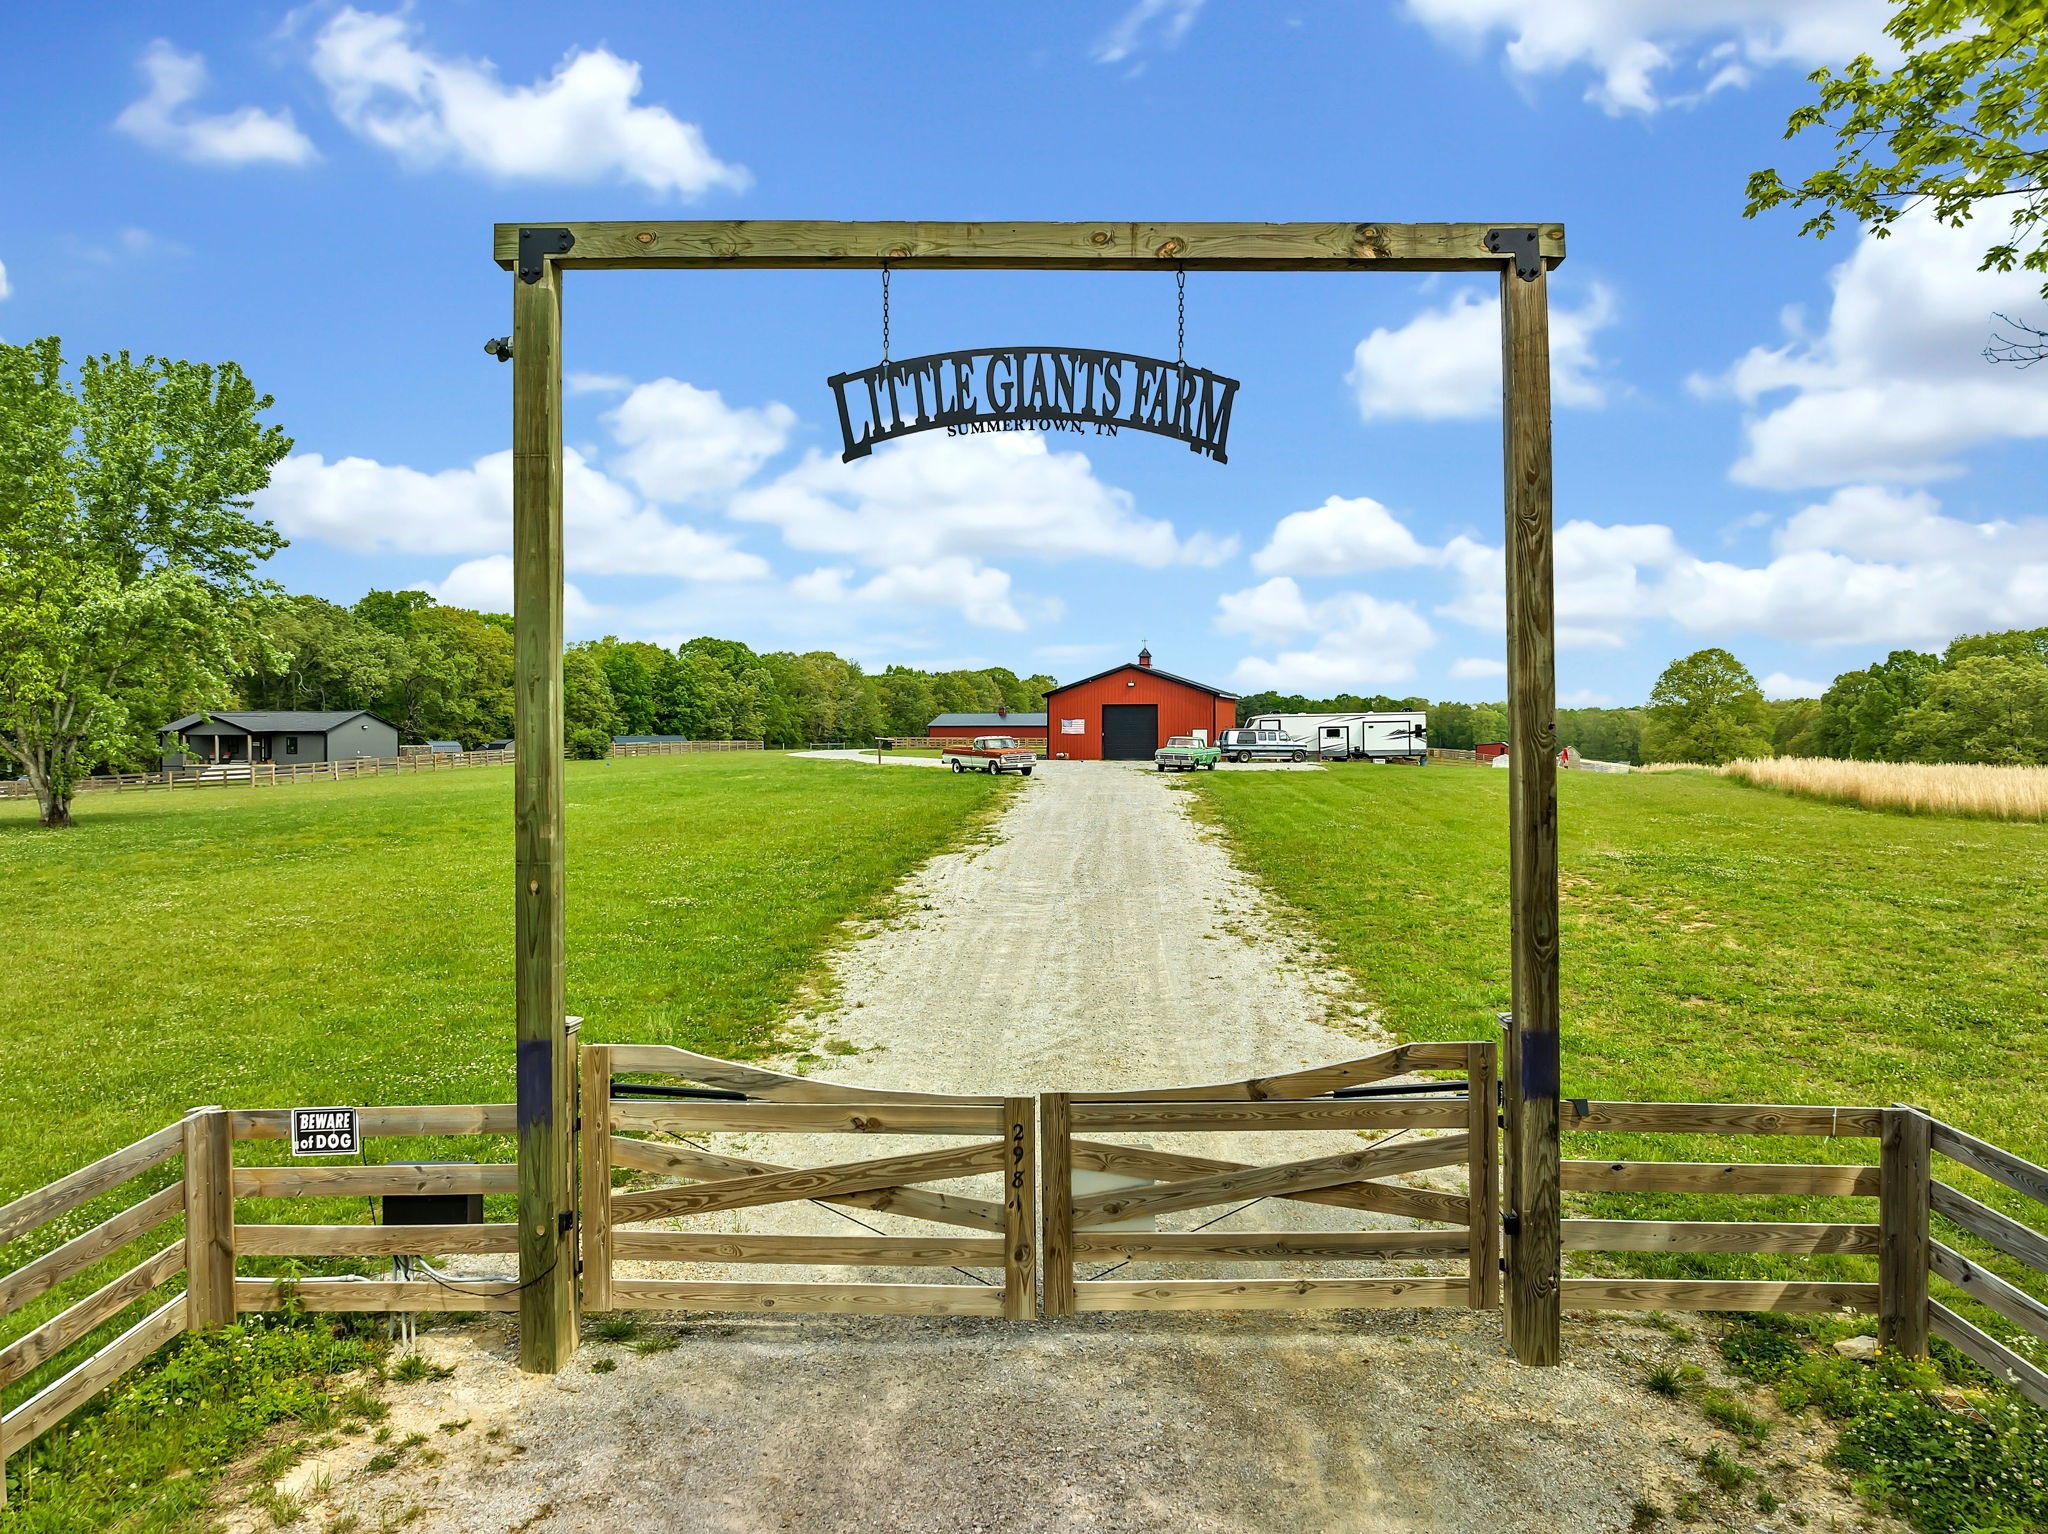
<box><xmin>1137</xmin><ymin>646</ymin><xmax>1153</xmax><ymax>669</ymax></box>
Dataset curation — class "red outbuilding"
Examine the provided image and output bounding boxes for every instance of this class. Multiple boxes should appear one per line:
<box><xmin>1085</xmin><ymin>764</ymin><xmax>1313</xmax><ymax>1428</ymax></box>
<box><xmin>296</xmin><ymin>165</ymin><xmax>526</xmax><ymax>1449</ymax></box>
<box><xmin>1041</xmin><ymin>648</ymin><xmax>1238</xmax><ymax>761</ymax></box>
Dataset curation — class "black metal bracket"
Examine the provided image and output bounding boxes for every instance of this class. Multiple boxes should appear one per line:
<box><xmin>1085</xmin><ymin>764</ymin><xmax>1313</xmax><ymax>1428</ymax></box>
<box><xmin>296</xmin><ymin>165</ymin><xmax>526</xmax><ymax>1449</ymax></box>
<box><xmin>518</xmin><ymin>226</ymin><xmax>576</xmax><ymax>284</ymax></box>
<box><xmin>1502</xmin><ymin>1210</ymin><xmax>1521</xmax><ymax>1238</ymax></box>
<box><xmin>1485</xmin><ymin>227</ymin><xmax>1543</xmax><ymax>282</ymax></box>
<box><xmin>610</xmin><ymin>1080</ymin><xmax>750</xmax><ymax>1102</ymax></box>
<box><xmin>558</xmin><ymin>1209</ymin><xmax>575</xmax><ymax>1236</ymax></box>
<box><xmin>1568</xmin><ymin>1097</ymin><xmax>1591</xmax><ymax>1121</ymax></box>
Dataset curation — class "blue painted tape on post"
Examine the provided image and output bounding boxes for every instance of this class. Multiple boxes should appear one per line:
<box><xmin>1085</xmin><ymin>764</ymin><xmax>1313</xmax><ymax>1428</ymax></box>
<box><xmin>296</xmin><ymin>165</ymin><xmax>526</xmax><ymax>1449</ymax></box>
<box><xmin>516</xmin><ymin>1037</ymin><xmax>554</xmax><ymax>1131</ymax></box>
<box><xmin>1520</xmin><ymin>1028</ymin><xmax>1560</xmax><ymax>1101</ymax></box>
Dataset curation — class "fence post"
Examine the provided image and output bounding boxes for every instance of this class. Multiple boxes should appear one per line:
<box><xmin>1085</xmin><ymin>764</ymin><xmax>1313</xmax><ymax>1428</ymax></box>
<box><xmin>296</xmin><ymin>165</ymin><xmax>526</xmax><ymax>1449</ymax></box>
<box><xmin>1039</xmin><ymin>1093</ymin><xmax>1074</xmax><ymax>1317</ymax></box>
<box><xmin>181</xmin><ymin>1107</ymin><xmax>235</xmax><ymax>1330</ymax></box>
<box><xmin>1466</xmin><ymin>1040</ymin><xmax>1501</xmax><ymax>1311</ymax></box>
<box><xmin>1001</xmin><ymin>1096</ymin><xmax>1038</xmax><ymax>1321</ymax></box>
<box><xmin>577</xmin><ymin>1038</ymin><xmax>612</xmax><ymax>1313</ymax></box>
<box><xmin>1880</xmin><ymin>1105</ymin><xmax>1931</xmax><ymax>1356</ymax></box>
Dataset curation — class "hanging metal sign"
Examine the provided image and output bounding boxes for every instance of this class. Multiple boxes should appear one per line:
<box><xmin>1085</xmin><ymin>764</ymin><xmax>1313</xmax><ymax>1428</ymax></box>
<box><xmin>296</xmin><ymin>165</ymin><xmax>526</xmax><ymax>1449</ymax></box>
<box><xmin>290</xmin><ymin>1106</ymin><xmax>362</xmax><ymax>1157</ymax></box>
<box><xmin>827</xmin><ymin>346</ymin><xmax>1239</xmax><ymax>464</ymax></box>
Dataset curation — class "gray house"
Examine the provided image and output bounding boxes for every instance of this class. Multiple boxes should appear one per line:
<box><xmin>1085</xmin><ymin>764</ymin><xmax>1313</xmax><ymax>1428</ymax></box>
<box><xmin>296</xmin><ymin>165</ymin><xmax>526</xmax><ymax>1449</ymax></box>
<box><xmin>160</xmin><ymin>710</ymin><xmax>402</xmax><ymax>768</ymax></box>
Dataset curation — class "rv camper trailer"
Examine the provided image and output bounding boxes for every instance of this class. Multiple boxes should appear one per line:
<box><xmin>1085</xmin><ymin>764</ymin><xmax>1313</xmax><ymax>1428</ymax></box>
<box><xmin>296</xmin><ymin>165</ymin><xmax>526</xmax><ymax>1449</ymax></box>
<box><xmin>1245</xmin><ymin>712</ymin><xmax>1428</xmax><ymax>764</ymax></box>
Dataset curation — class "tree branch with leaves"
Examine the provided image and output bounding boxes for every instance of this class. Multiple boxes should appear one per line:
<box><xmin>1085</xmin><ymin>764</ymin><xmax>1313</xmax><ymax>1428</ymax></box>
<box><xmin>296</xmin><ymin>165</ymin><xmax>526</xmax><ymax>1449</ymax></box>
<box><xmin>1745</xmin><ymin>0</ymin><xmax>2048</xmax><ymax>364</ymax></box>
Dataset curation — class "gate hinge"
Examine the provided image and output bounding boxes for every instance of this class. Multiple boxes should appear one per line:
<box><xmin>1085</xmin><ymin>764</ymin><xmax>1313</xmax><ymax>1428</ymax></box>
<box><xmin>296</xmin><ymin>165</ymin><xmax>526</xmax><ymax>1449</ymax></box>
<box><xmin>1502</xmin><ymin>1210</ymin><xmax>1521</xmax><ymax>1238</ymax></box>
<box><xmin>1485</xmin><ymin>227</ymin><xmax>1543</xmax><ymax>282</ymax></box>
<box><xmin>558</xmin><ymin>1209</ymin><xmax>576</xmax><ymax>1236</ymax></box>
<box><xmin>519</xmin><ymin>226</ymin><xmax>576</xmax><ymax>284</ymax></box>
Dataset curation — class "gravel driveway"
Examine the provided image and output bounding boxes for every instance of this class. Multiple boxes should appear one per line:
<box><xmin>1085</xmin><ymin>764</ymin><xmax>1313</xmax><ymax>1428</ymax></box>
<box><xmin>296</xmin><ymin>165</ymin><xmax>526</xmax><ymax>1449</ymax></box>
<box><xmin>273</xmin><ymin>764</ymin><xmax>1881</xmax><ymax>1534</ymax></box>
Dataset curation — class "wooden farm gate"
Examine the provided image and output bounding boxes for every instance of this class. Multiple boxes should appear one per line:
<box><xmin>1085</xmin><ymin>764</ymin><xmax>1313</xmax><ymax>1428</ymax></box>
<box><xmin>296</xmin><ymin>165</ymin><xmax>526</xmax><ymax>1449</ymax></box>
<box><xmin>1042</xmin><ymin>1042</ymin><xmax>1497</xmax><ymax>1314</ymax></box>
<box><xmin>580</xmin><ymin>1044</ymin><xmax>1038</xmax><ymax>1318</ymax></box>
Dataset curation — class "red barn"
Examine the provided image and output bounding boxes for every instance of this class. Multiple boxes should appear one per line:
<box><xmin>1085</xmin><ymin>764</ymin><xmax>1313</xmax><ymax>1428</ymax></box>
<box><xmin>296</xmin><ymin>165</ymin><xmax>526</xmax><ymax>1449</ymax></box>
<box><xmin>1042</xmin><ymin>648</ymin><xmax>1238</xmax><ymax>761</ymax></box>
<box><xmin>927</xmin><ymin>711</ymin><xmax>1047</xmax><ymax>743</ymax></box>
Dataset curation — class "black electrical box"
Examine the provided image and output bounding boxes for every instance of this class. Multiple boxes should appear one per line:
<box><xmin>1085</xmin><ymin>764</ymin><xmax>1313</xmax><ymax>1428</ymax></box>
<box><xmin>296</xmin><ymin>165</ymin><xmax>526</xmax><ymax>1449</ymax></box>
<box><xmin>381</xmin><ymin>1163</ymin><xmax>483</xmax><ymax>1228</ymax></box>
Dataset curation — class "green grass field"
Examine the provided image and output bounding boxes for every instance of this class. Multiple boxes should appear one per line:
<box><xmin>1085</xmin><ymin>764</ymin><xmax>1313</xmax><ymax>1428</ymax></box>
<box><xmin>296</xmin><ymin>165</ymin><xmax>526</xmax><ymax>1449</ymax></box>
<box><xmin>1189</xmin><ymin>763</ymin><xmax>2048</xmax><ymax>1290</ymax></box>
<box><xmin>0</xmin><ymin>753</ymin><xmax>1003</xmax><ymax>1199</ymax></box>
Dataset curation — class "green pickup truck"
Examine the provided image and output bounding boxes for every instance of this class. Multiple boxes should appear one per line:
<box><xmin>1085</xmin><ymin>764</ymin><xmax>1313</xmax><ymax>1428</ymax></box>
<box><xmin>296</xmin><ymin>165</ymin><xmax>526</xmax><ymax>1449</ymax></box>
<box><xmin>1153</xmin><ymin>735</ymin><xmax>1221</xmax><ymax>772</ymax></box>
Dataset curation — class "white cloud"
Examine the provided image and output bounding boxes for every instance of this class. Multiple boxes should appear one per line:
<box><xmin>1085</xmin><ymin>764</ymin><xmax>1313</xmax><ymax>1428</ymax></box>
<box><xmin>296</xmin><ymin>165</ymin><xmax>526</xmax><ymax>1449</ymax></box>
<box><xmin>793</xmin><ymin>559</ymin><xmax>1025</xmax><ymax>632</ymax></box>
<box><xmin>1251</xmin><ymin>495</ymin><xmax>1434</xmax><ymax>576</ymax></box>
<box><xmin>567</xmin><ymin>372</ymin><xmax>632</xmax><ymax>396</ymax></box>
<box><xmin>309</xmin><ymin>8</ymin><xmax>748</xmax><ymax>197</ymax></box>
<box><xmin>418</xmin><ymin>555</ymin><xmax>601</xmax><ymax>629</ymax></box>
<box><xmin>1094</xmin><ymin>0</ymin><xmax>1205</xmax><ymax>65</ymax></box>
<box><xmin>1561</xmin><ymin>687</ymin><xmax>1616</xmax><ymax>707</ymax></box>
<box><xmin>1697</xmin><ymin>217</ymin><xmax>2048</xmax><ymax>488</ymax></box>
<box><xmin>1403</xmin><ymin>0</ymin><xmax>1891</xmax><ymax>114</ymax></box>
<box><xmin>1348</xmin><ymin>284</ymin><xmax>1617</xmax><ymax>421</ymax></box>
<box><xmin>1450</xmin><ymin>656</ymin><xmax>1506</xmax><ymax>679</ymax></box>
<box><xmin>1218</xmin><ymin>577</ymin><xmax>1436</xmax><ymax>693</ymax></box>
<box><xmin>0</xmin><ymin>258</ymin><xmax>9</xmax><ymax>301</ymax></box>
<box><xmin>257</xmin><ymin>446</ymin><xmax>768</xmax><ymax>582</ymax></box>
<box><xmin>605</xmin><ymin>379</ymin><xmax>795</xmax><ymax>504</ymax></box>
<box><xmin>731</xmin><ymin>430</ymin><xmax>1215</xmax><ymax>570</ymax></box>
<box><xmin>114</xmin><ymin>40</ymin><xmax>318</xmax><ymax>167</ymax></box>
<box><xmin>1433</xmin><ymin>486</ymin><xmax>2048</xmax><ymax>651</ymax></box>
<box><xmin>1760</xmin><ymin>672</ymin><xmax>1827</xmax><ymax>700</ymax></box>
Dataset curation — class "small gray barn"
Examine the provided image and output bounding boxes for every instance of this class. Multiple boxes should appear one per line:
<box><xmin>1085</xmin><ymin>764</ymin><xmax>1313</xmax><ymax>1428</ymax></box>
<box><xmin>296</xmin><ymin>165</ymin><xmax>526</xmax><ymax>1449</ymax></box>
<box><xmin>160</xmin><ymin>710</ymin><xmax>402</xmax><ymax>768</ymax></box>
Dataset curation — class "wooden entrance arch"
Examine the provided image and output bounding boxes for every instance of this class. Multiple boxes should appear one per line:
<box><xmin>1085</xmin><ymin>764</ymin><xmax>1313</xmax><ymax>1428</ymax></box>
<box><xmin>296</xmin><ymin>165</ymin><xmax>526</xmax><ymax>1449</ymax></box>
<box><xmin>494</xmin><ymin>221</ymin><xmax>1565</xmax><ymax>1373</ymax></box>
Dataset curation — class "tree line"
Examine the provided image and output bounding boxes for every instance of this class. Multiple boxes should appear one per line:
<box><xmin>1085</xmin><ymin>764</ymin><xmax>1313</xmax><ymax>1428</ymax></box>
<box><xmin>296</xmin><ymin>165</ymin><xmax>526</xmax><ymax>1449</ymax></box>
<box><xmin>168</xmin><ymin>587</ymin><xmax>1060</xmax><ymax>760</ymax></box>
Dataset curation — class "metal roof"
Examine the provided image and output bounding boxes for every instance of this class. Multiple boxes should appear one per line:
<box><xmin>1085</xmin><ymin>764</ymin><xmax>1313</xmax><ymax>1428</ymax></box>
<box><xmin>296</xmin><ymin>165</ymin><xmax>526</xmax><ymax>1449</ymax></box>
<box><xmin>1042</xmin><ymin>664</ymin><xmax>1238</xmax><ymax>701</ymax></box>
<box><xmin>928</xmin><ymin>712</ymin><xmax>1048</xmax><ymax>728</ymax></box>
<box><xmin>159</xmin><ymin>709</ymin><xmax>394</xmax><ymax>734</ymax></box>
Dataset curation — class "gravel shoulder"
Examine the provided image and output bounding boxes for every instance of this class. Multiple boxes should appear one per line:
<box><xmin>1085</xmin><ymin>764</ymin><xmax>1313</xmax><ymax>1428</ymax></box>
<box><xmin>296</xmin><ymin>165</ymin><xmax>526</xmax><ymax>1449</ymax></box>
<box><xmin>264</xmin><ymin>763</ymin><xmax>1898</xmax><ymax>1534</ymax></box>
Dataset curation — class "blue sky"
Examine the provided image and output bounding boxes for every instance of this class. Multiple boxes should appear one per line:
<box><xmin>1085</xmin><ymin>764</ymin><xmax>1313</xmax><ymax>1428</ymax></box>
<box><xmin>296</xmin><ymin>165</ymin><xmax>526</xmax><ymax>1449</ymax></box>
<box><xmin>5</xmin><ymin>1</ymin><xmax>2046</xmax><ymax>705</ymax></box>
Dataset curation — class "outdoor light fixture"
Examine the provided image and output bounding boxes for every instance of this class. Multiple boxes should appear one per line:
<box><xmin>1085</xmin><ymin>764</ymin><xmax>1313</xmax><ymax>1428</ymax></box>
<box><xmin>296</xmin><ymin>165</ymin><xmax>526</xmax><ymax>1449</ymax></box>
<box><xmin>484</xmin><ymin>336</ymin><xmax>514</xmax><ymax>362</ymax></box>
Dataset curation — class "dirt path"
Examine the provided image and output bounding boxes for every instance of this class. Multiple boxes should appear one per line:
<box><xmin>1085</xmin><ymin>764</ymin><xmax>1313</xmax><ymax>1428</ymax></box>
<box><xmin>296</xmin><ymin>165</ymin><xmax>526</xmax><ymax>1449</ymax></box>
<box><xmin>266</xmin><ymin>764</ymin><xmax>1889</xmax><ymax>1534</ymax></box>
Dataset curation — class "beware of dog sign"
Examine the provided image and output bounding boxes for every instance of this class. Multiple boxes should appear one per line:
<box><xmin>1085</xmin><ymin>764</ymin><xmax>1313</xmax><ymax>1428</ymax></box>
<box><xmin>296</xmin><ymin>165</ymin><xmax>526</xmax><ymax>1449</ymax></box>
<box><xmin>290</xmin><ymin>1107</ymin><xmax>361</xmax><ymax>1157</ymax></box>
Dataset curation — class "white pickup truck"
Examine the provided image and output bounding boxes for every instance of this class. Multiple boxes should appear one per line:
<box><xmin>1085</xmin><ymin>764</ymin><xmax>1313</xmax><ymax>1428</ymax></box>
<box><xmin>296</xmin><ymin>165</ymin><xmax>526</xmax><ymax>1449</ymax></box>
<box><xmin>943</xmin><ymin>735</ymin><xmax>1037</xmax><ymax>775</ymax></box>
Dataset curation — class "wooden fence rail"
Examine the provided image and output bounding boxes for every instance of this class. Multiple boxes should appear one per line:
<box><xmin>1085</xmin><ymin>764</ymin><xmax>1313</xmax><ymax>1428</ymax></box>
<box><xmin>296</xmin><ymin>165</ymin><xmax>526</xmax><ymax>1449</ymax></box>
<box><xmin>6</xmin><ymin>1055</ymin><xmax>2048</xmax><ymax>1496</ymax></box>
<box><xmin>0</xmin><ymin>740</ymin><xmax>765</xmax><ymax>800</ymax></box>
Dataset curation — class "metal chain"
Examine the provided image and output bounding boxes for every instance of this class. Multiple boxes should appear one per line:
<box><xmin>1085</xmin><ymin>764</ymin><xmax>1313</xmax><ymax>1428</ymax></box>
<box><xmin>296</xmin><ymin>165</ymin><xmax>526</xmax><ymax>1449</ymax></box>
<box><xmin>881</xmin><ymin>263</ymin><xmax>891</xmax><ymax>364</ymax></box>
<box><xmin>1176</xmin><ymin>266</ymin><xmax>1186</xmax><ymax>366</ymax></box>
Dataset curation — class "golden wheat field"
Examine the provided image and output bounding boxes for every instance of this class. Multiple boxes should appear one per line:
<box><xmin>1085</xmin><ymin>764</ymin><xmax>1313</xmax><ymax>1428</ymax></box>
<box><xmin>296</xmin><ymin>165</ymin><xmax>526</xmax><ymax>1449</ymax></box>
<box><xmin>1719</xmin><ymin>755</ymin><xmax>2048</xmax><ymax>820</ymax></box>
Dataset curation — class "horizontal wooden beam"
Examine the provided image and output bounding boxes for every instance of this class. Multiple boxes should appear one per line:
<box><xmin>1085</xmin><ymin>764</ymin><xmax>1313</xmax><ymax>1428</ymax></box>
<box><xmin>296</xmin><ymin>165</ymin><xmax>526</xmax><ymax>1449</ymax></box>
<box><xmin>0</xmin><ymin>1242</ymin><xmax>184</xmax><ymax>1391</ymax></box>
<box><xmin>1561</xmin><ymin>1159</ymin><xmax>1880</xmax><ymax>1196</ymax></box>
<box><xmin>0</xmin><ymin>1295</ymin><xmax>184</xmax><ymax>1457</ymax></box>
<box><xmin>1073</xmin><ymin>1277</ymin><xmax>1469</xmax><ymax>1312</ymax></box>
<box><xmin>0</xmin><ymin>1183</ymin><xmax>183</xmax><ymax>1317</ymax></box>
<box><xmin>1931</xmin><ymin>1181</ymin><xmax>2048</xmax><ymax>1274</ymax></box>
<box><xmin>610</xmin><ymin>1139</ymin><xmax>1005</xmax><ymax>1225</ymax></box>
<box><xmin>233</xmin><ymin>1223</ymin><xmax>520</xmax><ymax>1257</ymax></box>
<box><xmin>0</xmin><ymin>1123</ymin><xmax>182</xmax><ymax>1248</ymax></box>
<box><xmin>1069</xmin><ymin>1099</ymin><xmax>1467</xmax><ymax>1132</ymax></box>
<box><xmin>1562</xmin><ymin>1219</ymin><xmax>1879</xmax><ymax>1255</ymax></box>
<box><xmin>1930</xmin><ymin>1120</ymin><xmax>2048</xmax><ymax>1209</ymax></box>
<box><xmin>1070</xmin><ymin>1231</ymin><xmax>1470</xmax><ymax>1262</ymax></box>
<box><xmin>1929</xmin><ymin>1301</ymin><xmax>2048</xmax><ymax>1408</ymax></box>
<box><xmin>232</xmin><ymin>1164</ymin><xmax>517</xmax><ymax>1199</ymax></box>
<box><xmin>231</xmin><ymin>1105</ymin><xmax>516</xmax><ymax>1141</ymax></box>
<box><xmin>606</xmin><ymin>1279</ymin><xmax>1005</xmax><ymax>1316</ymax></box>
<box><xmin>1562</xmin><ymin>1102</ymin><xmax>1883</xmax><ymax>1136</ymax></box>
<box><xmin>1930</xmin><ymin>1241</ymin><xmax>2048</xmax><ymax>1343</ymax></box>
<box><xmin>1560</xmin><ymin>1279</ymin><xmax>1878</xmax><ymax>1313</ymax></box>
<box><xmin>235</xmin><ymin>1277</ymin><xmax>520</xmax><ymax>1314</ymax></box>
<box><xmin>609</xmin><ymin>1099</ymin><xmax>1002</xmax><ymax>1136</ymax></box>
<box><xmin>1067</xmin><ymin>1042</ymin><xmax>1473</xmax><ymax>1101</ymax></box>
<box><xmin>609</xmin><ymin>1231</ymin><xmax>1004</xmax><ymax>1266</ymax></box>
<box><xmin>491</xmin><ymin>221</ymin><xmax>1565</xmax><ymax>274</ymax></box>
<box><xmin>602</xmin><ymin>1043</ymin><xmax>1002</xmax><ymax>1106</ymax></box>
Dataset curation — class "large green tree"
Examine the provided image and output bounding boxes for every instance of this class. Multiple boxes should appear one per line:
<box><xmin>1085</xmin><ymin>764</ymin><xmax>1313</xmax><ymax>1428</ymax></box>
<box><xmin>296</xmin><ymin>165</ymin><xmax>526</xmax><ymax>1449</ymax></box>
<box><xmin>1893</xmin><ymin>653</ymin><xmax>2048</xmax><ymax>762</ymax></box>
<box><xmin>1642</xmin><ymin>649</ymin><xmax>1774</xmax><ymax>765</ymax></box>
<box><xmin>1745</xmin><ymin>0</ymin><xmax>2048</xmax><ymax>362</ymax></box>
<box><xmin>0</xmin><ymin>339</ymin><xmax>289</xmax><ymax>826</ymax></box>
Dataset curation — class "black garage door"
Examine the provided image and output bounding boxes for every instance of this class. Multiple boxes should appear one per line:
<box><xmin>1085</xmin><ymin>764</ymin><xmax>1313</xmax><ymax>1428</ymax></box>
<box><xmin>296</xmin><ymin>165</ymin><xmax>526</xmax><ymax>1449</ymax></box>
<box><xmin>1100</xmin><ymin>704</ymin><xmax>1159</xmax><ymax>761</ymax></box>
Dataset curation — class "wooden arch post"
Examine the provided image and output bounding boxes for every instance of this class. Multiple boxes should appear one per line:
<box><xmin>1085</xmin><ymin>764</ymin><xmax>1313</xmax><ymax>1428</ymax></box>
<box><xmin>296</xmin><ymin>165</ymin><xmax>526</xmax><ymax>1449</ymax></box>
<box><xmin>499</xmin><ymin>221</ymin><xmax>1566</xmax><ymax>1372</ymax></box>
